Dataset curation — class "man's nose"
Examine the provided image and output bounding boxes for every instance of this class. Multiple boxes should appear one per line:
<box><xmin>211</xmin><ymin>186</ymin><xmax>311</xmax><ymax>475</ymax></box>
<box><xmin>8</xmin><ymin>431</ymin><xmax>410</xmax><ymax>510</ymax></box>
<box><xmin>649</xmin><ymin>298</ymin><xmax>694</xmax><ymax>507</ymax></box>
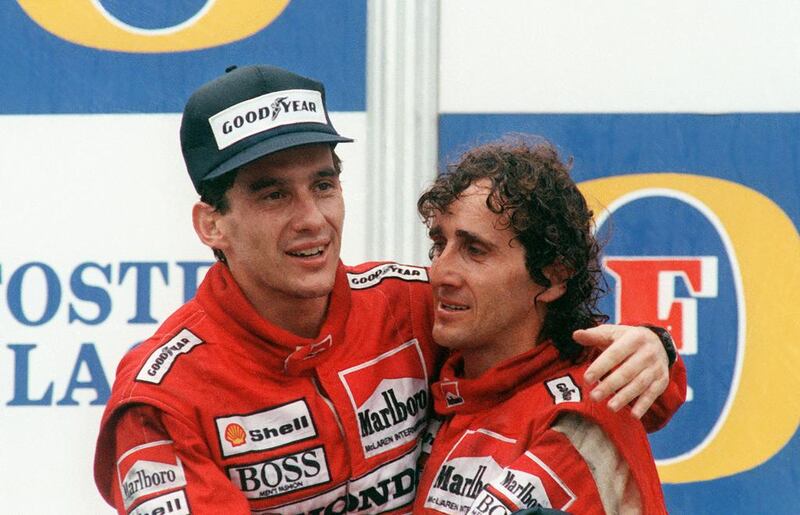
<box><xmin>291</xmin><ymin>193</ymin><xmax>326</xmax><ymax>232</ymax></box>
<box><xmin>430</xmin><ymin>245</ymin><xmax>461</xmax><ymax>288</ymax></box>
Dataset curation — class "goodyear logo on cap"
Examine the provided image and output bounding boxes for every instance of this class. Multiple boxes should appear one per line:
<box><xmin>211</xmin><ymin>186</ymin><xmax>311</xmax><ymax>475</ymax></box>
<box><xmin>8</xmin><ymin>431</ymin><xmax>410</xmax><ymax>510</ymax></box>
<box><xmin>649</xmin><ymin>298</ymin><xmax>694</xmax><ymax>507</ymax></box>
<box><xmin>209</xmin><ymin>89</ymin><xmax>326</xmax><ymax>150</ymax></box>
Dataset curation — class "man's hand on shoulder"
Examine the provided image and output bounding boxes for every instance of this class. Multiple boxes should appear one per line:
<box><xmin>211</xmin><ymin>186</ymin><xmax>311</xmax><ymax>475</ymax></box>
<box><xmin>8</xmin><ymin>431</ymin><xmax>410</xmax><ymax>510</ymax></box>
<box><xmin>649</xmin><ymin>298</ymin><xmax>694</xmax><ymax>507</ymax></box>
<box><xmin>574</xmin><ymin>325</ymin><xmax>670</xmax><ymax>419</ymax></box>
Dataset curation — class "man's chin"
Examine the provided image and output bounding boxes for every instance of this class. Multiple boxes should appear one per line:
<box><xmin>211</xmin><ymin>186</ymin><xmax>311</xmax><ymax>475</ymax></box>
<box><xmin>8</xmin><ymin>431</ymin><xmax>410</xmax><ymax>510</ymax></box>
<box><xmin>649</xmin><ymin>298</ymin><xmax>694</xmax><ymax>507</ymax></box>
<box><xmin>432</xmin><ymin>327</ymin><xmax>468</xmax><ymax>350</ymax></box>
<box><xmin>289</xmin><ymin>275</ymin><xmax>337</xmax><ymax>299</ymax></box>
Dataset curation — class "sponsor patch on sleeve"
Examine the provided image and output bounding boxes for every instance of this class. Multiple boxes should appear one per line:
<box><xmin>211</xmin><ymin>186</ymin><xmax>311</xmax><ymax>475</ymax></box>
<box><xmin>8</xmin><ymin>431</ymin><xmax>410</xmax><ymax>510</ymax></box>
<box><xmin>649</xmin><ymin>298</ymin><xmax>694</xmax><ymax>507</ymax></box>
<box><xmin>117</xmin><ymin>440</ymin><xmax>187</xmax><ymax>510</ymax></box>
<box><xmin>135</xmin><ymin>329</ymin><xmax>204</xmax><ymax>385</ymax></box>
<box><xmin>545</xmin><ymin>375</ymin><xmax>581</xmax><ymax>405</ymax></box>
<box><xmin>128</xmin><ymin>489</ymin><xmax>190</xmax><ymax>515</ymax></box>
<box><xmin>347</xmin><ymin>263</ymin><xmax>429</xmax><ymax>290</ymax></box>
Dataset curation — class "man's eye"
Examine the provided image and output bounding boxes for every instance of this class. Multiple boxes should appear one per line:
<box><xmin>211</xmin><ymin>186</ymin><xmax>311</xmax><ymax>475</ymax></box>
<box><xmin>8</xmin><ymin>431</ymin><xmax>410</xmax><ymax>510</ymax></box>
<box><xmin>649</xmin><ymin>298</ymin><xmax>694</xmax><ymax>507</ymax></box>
<box><xmin>429</xmin><ymin>241</ymin><xmax>444</xmax><ymax>259</ymax></box>
<box><xmin>467</xmin><ymin>244</ymin><xmax>485</xmax><ymax>256</ymax></box>
<box><xmin>263</xmin><ymin>191</ymin><xmax>285</xmax><ymax>201</ymax></box>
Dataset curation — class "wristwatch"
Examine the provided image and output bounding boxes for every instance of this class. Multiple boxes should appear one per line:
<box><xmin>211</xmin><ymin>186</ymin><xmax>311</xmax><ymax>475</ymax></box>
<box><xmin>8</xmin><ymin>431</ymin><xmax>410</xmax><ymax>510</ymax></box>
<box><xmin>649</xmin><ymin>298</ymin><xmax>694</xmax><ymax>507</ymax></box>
<box><xmin>642</xmin><ymin>325</ymin><xmax>677</xmax><ymax>367</ymax></box>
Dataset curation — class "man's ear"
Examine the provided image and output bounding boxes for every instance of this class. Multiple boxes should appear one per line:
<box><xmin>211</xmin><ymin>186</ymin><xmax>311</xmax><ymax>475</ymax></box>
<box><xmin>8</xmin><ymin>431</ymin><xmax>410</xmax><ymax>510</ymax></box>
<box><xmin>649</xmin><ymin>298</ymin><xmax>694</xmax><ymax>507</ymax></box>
<box><xmin>192</xmin><ymin>202</ymin><xmax>227</xmax><ymax>250</ymax></box>
<box><xmin>537</xmin><ymin>261</ymin><xmax>572</xmax><ymax>303</ymax></box>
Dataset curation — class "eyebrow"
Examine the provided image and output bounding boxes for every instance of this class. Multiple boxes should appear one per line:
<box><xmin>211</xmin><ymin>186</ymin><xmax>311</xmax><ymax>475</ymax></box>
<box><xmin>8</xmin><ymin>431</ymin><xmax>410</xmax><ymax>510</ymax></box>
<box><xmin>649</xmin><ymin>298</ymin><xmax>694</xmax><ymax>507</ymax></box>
<box><xmin>428</xmin><ymin>225</ymin><xmax>496</xmax><ymax>250</ymax></box>
<box><xmin>247</xmin><ymin>177</ymin><xmax>282</xmax><ymax>192</ymax></box>
<box><xmin>455</xmin><ymin>229</ymin><xmax>496</xmax><ymax>250</ymax></box>
<box><xmin>246</xmin><ymin>168</ymin><xmax>339</xmax><ymax>193</ymax></box>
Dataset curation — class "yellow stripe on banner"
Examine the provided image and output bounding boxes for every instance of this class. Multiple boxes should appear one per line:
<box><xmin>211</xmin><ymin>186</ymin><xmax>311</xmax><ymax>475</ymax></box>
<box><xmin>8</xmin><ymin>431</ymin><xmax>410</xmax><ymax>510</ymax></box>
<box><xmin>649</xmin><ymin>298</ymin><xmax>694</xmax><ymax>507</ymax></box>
<box><xmin>579</xmin><ymin>173</ymin><xmax>800</xmax><ymax>483</ymax></box>
<box><xmin>17</xmin><ymin>0</ymin><xmax>290</xmax><ymax>53</ymax></box>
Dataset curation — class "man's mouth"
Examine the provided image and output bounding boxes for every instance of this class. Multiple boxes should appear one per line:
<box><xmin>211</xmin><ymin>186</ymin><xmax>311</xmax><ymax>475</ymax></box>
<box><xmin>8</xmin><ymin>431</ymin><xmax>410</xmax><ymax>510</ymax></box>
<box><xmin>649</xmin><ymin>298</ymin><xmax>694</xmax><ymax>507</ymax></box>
<box><xmin>287</xmin><ymin>245</ymin><xmax>325</xmax><ymax>258</ymax></box>
<box><xmin>440</xmin><ymin>301</ymin><xmax>468</xmax><ymax>311</ymax></box>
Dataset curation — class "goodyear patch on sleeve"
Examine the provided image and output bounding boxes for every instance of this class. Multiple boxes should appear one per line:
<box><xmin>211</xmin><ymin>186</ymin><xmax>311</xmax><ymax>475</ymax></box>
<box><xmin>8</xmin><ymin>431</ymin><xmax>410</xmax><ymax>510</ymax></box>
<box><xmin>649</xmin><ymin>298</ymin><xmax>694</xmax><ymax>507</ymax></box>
<box><xmin>135</xmin><ymin>329</ymin><xmax>204</xmax><ymax>385</ymax></box>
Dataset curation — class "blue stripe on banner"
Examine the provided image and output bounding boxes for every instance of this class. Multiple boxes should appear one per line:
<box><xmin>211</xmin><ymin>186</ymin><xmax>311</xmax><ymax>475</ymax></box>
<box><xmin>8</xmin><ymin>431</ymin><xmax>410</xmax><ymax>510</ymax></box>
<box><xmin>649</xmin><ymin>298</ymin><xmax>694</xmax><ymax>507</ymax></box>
<box><xmin>0</xmin><ymin>0</ymin><xmax>366</xmax><ymax>114</ymax></box>
<box><xmin>439</xmin><ymin>113</ymin><xmax>800</xmax><ymax>224</ymax></box>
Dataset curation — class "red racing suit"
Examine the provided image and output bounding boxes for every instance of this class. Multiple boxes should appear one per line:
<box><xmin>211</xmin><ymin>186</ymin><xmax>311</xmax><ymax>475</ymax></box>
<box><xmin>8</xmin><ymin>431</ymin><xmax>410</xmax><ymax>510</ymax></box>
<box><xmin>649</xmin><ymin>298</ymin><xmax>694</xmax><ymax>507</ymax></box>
<box><xmin>94</xmin><ymin>261</ymin><xmax>441</xmax><ymax>514</ymax></box>
<box><xmin>414</xmin><ymin>342</ymin><xmax>686</xmax><ymax>515</ymax></box>
<box><xmin>95</xmin><ymin>261</ymin><xmax>684</xmax><ymax>514</ymax></box>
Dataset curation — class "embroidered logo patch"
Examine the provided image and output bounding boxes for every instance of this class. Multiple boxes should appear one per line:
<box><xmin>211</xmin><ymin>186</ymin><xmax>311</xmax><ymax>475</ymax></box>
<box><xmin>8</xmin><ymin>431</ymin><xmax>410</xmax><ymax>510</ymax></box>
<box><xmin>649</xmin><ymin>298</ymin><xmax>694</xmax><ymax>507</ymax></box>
<box><xmin>209</xmin><ymin>89</ymin><xmax>327</xmax><ymax>150</ymax></box>
<box><xmin>116</xmin><ymin>440</ymin><xmax>187</xmax><ymax>510</ymax></box>
<box><xmin>339</xmin><ymin>340</ymin><xmax>430</xmax><ymax>458</ymax></box>
<box><xmin>347</xmin><ymin>263</ymin><xmax>429</xmax><ymax>290</ymax></box>
<box><xmin>471</xmin><ymin>451</ymin><xmax>577</xmax><ymax>513</ymax></box>
<box><xmin>545</xmin><ymin>375</ymin><xmax>581</xmax><ymax>404</ymax></box>
<box><xmin>215</xmin><ymin>399</ymin><xmax>317</xmax><ymax>458</ymax></box>
<box><xmin>226</xmin><ymin>446</ymin><xmax>331</xmax><ymax>500</ymax></box>
<box><xmin>424</xmin><ymin>429</ymin><xmax>516</xmax><ymax>515</ymax></box>
<box><xmin>254</xmin><ymin>446</ymin><xmax>419</xmax><ymax>514</ymax></box>
<box><xmin>128</xmin><ymin>489</ymin><xmax>190</xmax><ymax>515</ymax></box>
<box><xmin>135</xmin><ymin>329</ymin><xmax>204</xmax><ymax>385</ymax></box>
<box><xmin>440</xmin><ymin>381</ymin><xmax>465</xmax><ymax>408</ymax></box>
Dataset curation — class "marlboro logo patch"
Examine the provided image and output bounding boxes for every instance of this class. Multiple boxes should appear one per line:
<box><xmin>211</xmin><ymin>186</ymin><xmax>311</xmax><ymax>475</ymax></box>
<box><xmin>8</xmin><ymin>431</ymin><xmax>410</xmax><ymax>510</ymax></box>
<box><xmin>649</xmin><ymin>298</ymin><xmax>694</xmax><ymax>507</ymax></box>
<box><xmin>116</xmin><ymin>440</ymin><xmax>187</xmax><ymax>510</ymax></box>
<box><xmin>424</xmin><ymin>429</ymin><xmax>518</xmax><ymax>515</ymax></box>
<box><xmin>339</xmin><ymin>340</ymin><xmax>430</xmax><ymax>458</ymax></box>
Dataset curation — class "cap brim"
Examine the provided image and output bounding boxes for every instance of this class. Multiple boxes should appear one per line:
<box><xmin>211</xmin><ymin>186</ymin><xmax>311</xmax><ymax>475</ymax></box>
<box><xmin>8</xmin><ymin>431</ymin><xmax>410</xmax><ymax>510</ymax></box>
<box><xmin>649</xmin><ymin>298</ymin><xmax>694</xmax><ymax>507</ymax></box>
<box><xmin>203</xmin><ymin>131</ymin><xmax>353</xmax><ymax>182</ymax></box>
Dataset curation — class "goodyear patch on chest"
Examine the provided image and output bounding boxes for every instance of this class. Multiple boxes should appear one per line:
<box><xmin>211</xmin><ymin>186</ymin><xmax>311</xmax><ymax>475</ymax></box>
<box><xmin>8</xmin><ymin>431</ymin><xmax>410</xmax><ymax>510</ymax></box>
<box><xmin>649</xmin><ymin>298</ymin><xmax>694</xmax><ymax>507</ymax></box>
<box><xmin>347</xmin><ymin>263</ymin><xmax>429</xmax><ymax>290</ymax></box>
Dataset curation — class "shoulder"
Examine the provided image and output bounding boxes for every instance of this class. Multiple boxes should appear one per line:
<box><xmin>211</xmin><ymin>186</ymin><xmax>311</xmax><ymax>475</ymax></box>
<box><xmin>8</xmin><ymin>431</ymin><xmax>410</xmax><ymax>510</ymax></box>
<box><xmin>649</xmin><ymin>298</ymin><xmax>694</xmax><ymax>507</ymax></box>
<box><xmin>108</xmin><ymin>299</ymin><xmax>228</xmax><ymax>412</ymax></box>
<box><xmin>531</xmin><ymin>361</ymin><xmax>652</xmax><ymax>454</ymax></box>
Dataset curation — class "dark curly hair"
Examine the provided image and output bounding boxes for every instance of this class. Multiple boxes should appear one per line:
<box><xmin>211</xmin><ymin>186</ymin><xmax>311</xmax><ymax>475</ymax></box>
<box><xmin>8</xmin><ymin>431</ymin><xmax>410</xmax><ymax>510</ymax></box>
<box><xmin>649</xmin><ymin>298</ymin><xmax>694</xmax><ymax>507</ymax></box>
<box><xmin>417</xmin><ymin>136</ymin><xmax>607</xmax><ymax>359</ymax></box>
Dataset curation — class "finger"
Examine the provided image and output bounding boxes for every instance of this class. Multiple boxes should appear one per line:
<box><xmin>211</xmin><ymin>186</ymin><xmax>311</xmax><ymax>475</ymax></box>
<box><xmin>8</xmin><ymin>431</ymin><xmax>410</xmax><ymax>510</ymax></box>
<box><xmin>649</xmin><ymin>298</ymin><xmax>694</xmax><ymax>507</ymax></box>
<box><xmin>583</xmin><ymin>331</ymin><xmax>638</xmax><ymax>385</ymax></box>
<box><xmin>572</xmin><ymin>325</ymin><xmax>621</xmax><ymax>349</ymax></box>
<box><xmin>629</xmin><ymin>382</ymin><xmax>665</xmax><ymax>419</ymax></box>
<box><xmin>588</xmin><ymin>349</ymin><xmax>648</xmax><ymax>402</ymax></box>
<box><xmin>605</xmin><ymin>367</ymin><xmax>654</xmax><ymax>412</ymax></box>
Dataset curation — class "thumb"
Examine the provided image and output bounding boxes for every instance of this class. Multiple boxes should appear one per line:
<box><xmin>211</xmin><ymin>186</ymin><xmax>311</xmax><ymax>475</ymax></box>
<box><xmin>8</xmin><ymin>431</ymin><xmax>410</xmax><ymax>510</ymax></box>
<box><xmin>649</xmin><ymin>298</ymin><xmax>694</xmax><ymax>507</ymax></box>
<box><xmin>572</xmin><ymin>325</ymin><xmax>619</xmax><ymax>348</ymax></box>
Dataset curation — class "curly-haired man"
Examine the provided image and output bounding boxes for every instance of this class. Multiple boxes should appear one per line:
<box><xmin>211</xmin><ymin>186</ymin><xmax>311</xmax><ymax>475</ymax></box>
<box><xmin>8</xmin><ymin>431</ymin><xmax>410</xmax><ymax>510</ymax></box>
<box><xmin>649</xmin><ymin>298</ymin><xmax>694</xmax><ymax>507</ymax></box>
<box><xmin>414</xmin><ymin>137</ymin><xmax>684</xmax><ymax>514</ymax></box>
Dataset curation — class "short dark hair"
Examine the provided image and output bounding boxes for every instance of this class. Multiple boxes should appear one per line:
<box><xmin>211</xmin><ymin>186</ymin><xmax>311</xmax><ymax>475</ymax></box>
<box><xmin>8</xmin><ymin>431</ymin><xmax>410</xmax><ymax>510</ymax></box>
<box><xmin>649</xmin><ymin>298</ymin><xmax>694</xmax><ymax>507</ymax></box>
<box><xmin>197</xmin><ymin>146</ymin><xmax>343</xmax><ymax>262</ymax></box>
<box><xmin>417</xmin><ymin>135</ymin><xmax>607</xmax><ymax>359</ymax></box>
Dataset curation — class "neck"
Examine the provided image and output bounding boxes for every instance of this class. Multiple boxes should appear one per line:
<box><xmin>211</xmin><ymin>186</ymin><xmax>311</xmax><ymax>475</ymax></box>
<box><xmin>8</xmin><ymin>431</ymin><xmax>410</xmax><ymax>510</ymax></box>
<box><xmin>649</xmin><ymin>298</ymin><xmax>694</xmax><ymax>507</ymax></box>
<box><xmin>461</xmin><ymin>308</ymin><xmax>547</xmax><ymax>379</ymax></box>
<box><xmin>235</xmin><ymin>276</ymin><xmax>331</xmax><ymax>339</ymax></box>
<box><xmin>255</xmin><ymin>294</ymin><xmax>330</xmax><ymax>338</ymax></box>
<box><xmin>461</xmin><ymin>341</ymin><xmax>535</xmax><ymax>379</ymax></box>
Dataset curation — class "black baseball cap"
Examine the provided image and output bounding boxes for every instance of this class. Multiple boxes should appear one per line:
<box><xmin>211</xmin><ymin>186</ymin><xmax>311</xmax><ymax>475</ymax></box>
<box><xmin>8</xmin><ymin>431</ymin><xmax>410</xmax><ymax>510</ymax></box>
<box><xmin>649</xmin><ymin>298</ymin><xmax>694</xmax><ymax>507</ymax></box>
<box><xmin>180</xmin><ymin>65</ymin><xmax>353</xmax><ymax>193</ymax></box>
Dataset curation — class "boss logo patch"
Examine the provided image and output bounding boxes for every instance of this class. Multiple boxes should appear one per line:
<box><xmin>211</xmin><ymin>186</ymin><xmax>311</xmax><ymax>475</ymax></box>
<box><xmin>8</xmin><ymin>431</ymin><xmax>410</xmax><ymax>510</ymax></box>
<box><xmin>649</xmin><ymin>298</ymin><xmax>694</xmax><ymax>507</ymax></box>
<box><xmin>226</xmin><ymin>446</ymin><xmax>331</xmax><ymax>500</ymax></box>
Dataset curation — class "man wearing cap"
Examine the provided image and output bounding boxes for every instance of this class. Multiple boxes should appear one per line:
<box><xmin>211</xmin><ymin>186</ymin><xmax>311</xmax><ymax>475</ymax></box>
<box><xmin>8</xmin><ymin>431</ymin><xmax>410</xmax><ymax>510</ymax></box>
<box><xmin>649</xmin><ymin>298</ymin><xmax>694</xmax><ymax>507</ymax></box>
<box><xmin>93</xmin><ymin>65</ymin><xmax>684</xmax><ymax>514</ymax></box>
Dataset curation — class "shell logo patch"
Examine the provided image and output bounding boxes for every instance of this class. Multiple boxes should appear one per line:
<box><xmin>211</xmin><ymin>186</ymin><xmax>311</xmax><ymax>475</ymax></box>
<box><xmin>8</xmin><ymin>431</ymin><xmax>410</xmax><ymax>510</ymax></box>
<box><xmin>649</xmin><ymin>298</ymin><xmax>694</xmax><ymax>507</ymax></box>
<box><xmin>225</xmin><ymin>423</ymin><xmax>247</xmax><ymax>447</ymax></box>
